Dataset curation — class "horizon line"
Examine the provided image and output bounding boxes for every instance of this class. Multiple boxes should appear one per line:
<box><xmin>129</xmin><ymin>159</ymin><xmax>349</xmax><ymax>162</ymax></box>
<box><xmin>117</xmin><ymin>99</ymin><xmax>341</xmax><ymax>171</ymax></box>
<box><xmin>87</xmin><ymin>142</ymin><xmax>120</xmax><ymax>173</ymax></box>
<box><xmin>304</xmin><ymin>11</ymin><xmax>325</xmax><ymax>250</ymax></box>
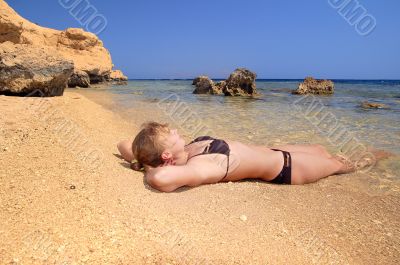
<box><xmin>125</xmin><ymin>78</ymin><xmax>400</xmax><ymax>81</ymax></box>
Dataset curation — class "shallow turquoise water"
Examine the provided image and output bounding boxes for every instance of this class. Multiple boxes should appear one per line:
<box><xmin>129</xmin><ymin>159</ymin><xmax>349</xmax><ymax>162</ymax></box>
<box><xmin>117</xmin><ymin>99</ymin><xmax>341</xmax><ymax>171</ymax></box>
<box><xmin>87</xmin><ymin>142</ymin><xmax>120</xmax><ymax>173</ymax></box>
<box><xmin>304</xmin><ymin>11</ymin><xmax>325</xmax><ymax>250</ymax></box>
<box><xmin>84</xmin><ymin>80</ymin><xmax>400</xmax><ymax>154</ymax></box>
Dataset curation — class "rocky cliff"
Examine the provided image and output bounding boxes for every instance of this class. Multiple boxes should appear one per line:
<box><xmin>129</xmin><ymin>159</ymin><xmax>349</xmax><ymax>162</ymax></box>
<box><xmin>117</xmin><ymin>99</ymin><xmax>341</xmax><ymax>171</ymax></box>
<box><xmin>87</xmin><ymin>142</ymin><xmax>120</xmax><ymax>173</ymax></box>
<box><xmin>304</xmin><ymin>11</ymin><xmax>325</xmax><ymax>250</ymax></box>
<box><xmin>0</xmin><ymin>0</ymin><xmax>126</xmax><ymax>95</ymax></box>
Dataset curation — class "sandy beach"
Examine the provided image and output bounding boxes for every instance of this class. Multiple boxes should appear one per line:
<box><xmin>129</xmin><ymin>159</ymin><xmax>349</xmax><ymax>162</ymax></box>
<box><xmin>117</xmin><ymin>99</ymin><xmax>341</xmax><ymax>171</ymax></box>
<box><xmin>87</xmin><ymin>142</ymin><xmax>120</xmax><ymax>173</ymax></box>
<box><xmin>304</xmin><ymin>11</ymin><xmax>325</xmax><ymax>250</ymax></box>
<box><xmin>1</xmin><ymin>0</ymin><xmax>399</xmax><ymax>263</ymax></box>
<box><xmin>0</xmin><ymin>90</ymin><xmax>399</xmax><ymax>264</ymax></box>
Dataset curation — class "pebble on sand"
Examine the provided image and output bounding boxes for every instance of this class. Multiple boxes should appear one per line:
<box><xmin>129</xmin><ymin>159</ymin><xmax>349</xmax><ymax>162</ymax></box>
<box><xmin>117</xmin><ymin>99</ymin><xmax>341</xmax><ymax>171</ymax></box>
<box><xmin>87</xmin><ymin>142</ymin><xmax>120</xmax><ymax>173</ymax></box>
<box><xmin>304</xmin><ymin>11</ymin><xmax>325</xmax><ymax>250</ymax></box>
<box><xmin>240</xmin><ymin>215</ymin><xmax>247</xmax><ymax>222</ymax></box>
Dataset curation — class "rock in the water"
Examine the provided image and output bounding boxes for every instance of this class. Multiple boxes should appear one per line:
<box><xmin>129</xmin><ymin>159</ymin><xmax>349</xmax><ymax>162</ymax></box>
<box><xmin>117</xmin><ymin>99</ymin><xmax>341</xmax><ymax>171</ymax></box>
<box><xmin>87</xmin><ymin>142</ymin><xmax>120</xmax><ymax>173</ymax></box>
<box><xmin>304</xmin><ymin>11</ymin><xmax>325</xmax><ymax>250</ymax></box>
<box><xmin>68</xmin><ymin>70</ymin><xmax>90</xmax><ymax>88</ymax></box>
<box><xmin>192</xmin><ymin>76</ymin><xmax>222</xmax><ymax>95</ymax></box>
<box><xmin>293</xmin><ymin>77</ymin><xmax>334</xmax><ymax>95</ymax></box>
<box><xmin>192</xmin><ymin>76</ymin><xmax>206</xmax><ymax>86</ymax></box>
<box><xmin>223</xmin><ymin>68</ymin><xmax>258</xmax><ymax>96</ymax></box>
<box><xmin>193</xmin><ymin>76</ymin><xmax>214</xmax><ymax>94</ymax></box>
<box><xmin>214</xmin><ymin>81</ymin><xmax>226</xmax><ymax>94</ymax></box>
<box><xmin>0</xmin><ymin>0</ymin><xmax>126</xmax><ymax>87</ymax></box>
<box><xmin>360</xmin><ymin>101</ymin><xmax>389</xmax><ymax>109</ymax></box>
<box><xmin>192</xmin><ymin>68</ymin><xmax>257</xmax><ymax>96</ymax></box>
<box><xmin>108</xmin><ymin>70</ymin><xmax>128</xmax><ymax>81</ymax></box>
<box><xmin>0</xmin><ymin>42</ymin><xmax>73</xmax><ymax>96</ymax></box>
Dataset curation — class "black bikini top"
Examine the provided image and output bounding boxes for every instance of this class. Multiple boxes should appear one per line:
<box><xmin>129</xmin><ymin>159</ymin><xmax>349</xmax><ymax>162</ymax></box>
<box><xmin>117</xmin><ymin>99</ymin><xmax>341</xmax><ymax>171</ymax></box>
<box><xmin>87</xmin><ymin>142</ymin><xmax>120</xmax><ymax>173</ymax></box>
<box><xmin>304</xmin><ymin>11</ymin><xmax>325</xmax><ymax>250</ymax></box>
<box><xmin>186</xmin><ymin>136</ymin><xmax>230</xmax><ymax>180</ymax></box>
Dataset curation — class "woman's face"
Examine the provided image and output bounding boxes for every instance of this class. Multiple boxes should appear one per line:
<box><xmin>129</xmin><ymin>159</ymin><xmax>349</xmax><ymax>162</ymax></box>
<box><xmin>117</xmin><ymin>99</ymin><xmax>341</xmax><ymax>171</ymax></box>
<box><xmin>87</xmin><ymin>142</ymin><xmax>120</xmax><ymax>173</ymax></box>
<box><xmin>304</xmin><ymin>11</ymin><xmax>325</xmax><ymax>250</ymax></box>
<box><xmin>163</xmin><ymin>128</ymin><xmax>186</xmax><ymax>157</ymax></box>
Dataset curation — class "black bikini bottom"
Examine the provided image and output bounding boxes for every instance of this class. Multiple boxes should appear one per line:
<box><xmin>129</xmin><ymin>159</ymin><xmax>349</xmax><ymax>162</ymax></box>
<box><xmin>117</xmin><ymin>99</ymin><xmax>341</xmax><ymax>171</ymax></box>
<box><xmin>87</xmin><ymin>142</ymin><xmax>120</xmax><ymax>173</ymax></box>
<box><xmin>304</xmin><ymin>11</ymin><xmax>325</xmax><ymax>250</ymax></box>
<box><xmin>270</xmin><ymin>149</ymin><xmax>292</xmax><ymax>184</ymax></box>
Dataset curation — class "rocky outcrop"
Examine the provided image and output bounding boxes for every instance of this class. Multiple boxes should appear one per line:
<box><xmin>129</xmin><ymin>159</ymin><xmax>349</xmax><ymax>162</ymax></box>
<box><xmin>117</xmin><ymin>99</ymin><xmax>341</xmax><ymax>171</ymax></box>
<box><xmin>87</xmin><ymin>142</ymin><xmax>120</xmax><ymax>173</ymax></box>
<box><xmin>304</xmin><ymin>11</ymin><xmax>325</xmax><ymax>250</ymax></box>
<box><xmin>108</xmin><ymin>70</ymin><xmax>128</xmax><ymax>81</ymax></box>
<box><xmin>192</xmin><ymin>68</ymin><xmax>257</xmax><ymax>96</ymax></box>
<box><xmin>0</xmin><ymin>42</ymin><xmax>73</xmax><ymax>96</ymax></box>
<box><xmin>68</xmin><ymin>70</ymin><xmax>90</xmax><ymax>88</ymax></box>
<box><xmin>292</xmin><ymin>77</ymin><xmax>334</xmax><ymax>95</ymax></box>
<box><xmin>214</xmin><ymin>81</ymin><xmax>226</xmax><ymax>94</ymax></box>
<box><xmin>360</xmin><ymin>101</ymin><xmax>389</xmax><ymax>109</ymax></box>
<box><xmin>192</xmin><ymin>76</ymin><xmax>205</xmax><ymax>86</ymax></box>
<box><xmin>57</xmin><ymin>28</ymin><xmax>113</xmax><ymax>81</ymax></box>
<box><xmin>0</xmin><ymin>0</ymin><xmax>126</xmax><ymax>91</ymax></box>
<box><xmin>223</xmin><ymin>68</ymin><xmax>257</xmax><ymax>96</ymax></box>
<box><xmin>193</xmin><ymin>76</ymin><xmax>222</xmax><ymax>95</ymax></box>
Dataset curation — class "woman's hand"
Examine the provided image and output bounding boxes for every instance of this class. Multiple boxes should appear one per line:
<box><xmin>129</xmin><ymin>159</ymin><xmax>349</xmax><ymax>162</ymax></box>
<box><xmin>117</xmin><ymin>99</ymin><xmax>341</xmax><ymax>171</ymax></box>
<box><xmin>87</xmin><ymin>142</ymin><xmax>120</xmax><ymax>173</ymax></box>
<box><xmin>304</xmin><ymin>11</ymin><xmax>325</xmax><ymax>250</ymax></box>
<box><xmin>161</xmin><ymin>159</ymin><xmax>176</xmax><ymax>167</ymax></box>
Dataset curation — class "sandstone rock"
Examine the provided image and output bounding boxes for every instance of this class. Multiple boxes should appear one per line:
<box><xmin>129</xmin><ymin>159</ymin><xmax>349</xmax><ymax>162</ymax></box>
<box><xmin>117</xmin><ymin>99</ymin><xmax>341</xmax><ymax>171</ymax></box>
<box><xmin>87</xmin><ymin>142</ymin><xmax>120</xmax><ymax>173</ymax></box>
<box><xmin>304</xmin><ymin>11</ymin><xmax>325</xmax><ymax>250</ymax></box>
<box><xmin>293</xmin><ymin>77</ymin><xmax>334</xmax><ymax>95</ymax></box>
<box><xmin>214</xmin><ymin>81</ymin><xmax>226</xmax><ymax>95</ymax></box>
<box><xmin>192</xmin><ymin>68</ymin><xmax>258</xmax><ymax>96</ymax></box>
<box><xmin>360</xmin><ymin>101</ymin><xmax>389</xmax><ymax>109</ymax></box>
<box><xmin>89</xmin><ymin>75</ymin><xmax>107</xmax><ymax>84</ymax></box>
<box><xmin>0</xmin><ymin>0</ymin><xmax>126</xmax><ymax>86</ymax></box>
<box><xmin>68</xmin><ymin>70</ymin><xmax>90</xmax><ymax>88</ymax></box>
<box><xmin>0</xmin><ymin>42</ymin><xmax>73</xmax><ymax>96</ymax></box>
<box><xmin>223</xmin><ymin>68</ymin><xmax>258</xmax><ymax>96</ymax></box>
<box><xmin>192</xmin><ymin>76</ymin><xmax>222</xmax><ymax>95</ymax></box>
<box><xmin>193</xmin><ymin>76</ymin><xmax>213</xmax><ymax>94</ymax></box>
<box><xmin>192</xmin><ymin>76</ymin><xmax>206</xmax><ymax>86</ymax></box>
<box><xmin>214</xmin><ymin>80</ymin><xmax>226</xmax><ymax>90</ymax></box>
<box><xmin>108</xmin><ymin>70</ymin><xmax>128</xmax><ymax>81</ymax></box>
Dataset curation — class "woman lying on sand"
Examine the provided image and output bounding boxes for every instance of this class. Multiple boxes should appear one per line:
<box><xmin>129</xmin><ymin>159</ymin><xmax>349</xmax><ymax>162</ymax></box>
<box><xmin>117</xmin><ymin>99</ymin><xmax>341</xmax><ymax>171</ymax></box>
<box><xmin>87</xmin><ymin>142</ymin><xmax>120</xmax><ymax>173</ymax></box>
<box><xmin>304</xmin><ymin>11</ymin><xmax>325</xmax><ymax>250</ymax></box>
<box><xmin>117</xmin><ymin>122</ymin><xmax>374</xmax><ymax>192</ymax></box>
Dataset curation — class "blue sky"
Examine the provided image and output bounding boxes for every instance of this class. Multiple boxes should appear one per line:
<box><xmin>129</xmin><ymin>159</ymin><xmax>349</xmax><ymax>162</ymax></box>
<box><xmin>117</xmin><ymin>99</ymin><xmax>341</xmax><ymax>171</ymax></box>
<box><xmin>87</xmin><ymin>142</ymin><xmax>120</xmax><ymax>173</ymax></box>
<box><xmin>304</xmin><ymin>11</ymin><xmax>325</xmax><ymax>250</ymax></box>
<box><xmin>6</xmin><ymin>0</ymin><xmax>400</xmax><ymax>79</ymax></box>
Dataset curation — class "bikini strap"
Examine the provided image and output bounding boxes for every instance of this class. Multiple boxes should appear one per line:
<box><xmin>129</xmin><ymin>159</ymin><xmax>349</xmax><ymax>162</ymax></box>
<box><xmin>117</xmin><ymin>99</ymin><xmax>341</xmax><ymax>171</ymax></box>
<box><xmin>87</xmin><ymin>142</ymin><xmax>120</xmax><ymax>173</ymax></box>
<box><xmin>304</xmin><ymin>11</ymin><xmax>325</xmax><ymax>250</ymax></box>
<box><xmin>220</xmin><ymin>154</ymin><xmax>230</xmax><ymax>181</ymax></box>
<box><xmin>271</xmin><ymin>148</ymin><xmax>290</xmax><ymax>167</ymax></box>
<box><xmin>189</xmin><ymin>136</ymin><xmax>215</xmax><ymax>145</ymax></box>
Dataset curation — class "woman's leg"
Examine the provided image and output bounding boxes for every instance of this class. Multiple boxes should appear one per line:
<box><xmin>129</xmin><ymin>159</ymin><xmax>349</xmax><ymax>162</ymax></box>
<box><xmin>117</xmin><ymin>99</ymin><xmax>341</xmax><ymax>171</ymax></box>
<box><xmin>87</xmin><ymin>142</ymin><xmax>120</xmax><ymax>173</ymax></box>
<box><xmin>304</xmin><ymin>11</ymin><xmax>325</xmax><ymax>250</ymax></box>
<box><xmin>290</xmin><ymin>152</ymin><xmax>355</xmax><ymax>184</ymax></box>
<box><xmin>271</xmin><ymin>144</ymin><xmax>333</xmax><ymax>159</ymax></box>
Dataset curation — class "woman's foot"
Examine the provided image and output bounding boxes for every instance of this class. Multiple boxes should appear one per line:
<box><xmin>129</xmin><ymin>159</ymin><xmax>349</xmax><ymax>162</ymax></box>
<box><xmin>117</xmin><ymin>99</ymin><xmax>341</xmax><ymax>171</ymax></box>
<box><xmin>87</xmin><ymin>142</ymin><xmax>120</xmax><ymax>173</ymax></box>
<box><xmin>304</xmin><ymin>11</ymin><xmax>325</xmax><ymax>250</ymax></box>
<box><xmin>333</xmin><ymin>154</ymin><xmax>356</xmax><ymax>174</ymax></box>
<box><xmin>334</xmin><ymin>147</ymin><xmax>393</xmax><ymax>173</ymax></box>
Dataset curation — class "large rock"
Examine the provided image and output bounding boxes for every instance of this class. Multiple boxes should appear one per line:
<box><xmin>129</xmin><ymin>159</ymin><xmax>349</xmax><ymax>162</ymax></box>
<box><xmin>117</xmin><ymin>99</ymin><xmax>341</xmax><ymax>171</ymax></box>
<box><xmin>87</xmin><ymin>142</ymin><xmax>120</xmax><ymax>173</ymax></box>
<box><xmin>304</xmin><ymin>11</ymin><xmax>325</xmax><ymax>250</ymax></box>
<box><xmin>192</xmin><ymin>76</ymin><xmax>222</xmax><ymax>95</ymax></box>
<box><xmin>0</xmin><ymin>0</ymin><xmax>126</xmax><ymax>87</ymax></box>
<box><xmin>293</xmin><ymin>77</ymin><xmax>334</xmax><ymax>95</ymax></box>
<box><xmin>68</xmin><ymin>70</ymin><xmax>90</xmax><ymax>88</ymax></box>
<box><xmin>0</xmin><ymin>42</ymin><xmax>73</xmax><ymax>96</ymax></box>
<box><xmin>192</xmin><ymin>76</ymin><xmax>204</xmax><ymax>86</ymax></box>
<box><xmin>223</xmin><ymin>68</ymin><xmax>257</xmax><ymax>96</ymax></box>
<box><xmin>108</xmin><ymin>70</ymin><xmax>128</xmax><ymax>81</ymax></box>
<box><xmin>192</xmin><ymin>68</ymin><xmax>257</xmax><ymax>96</ymax></box>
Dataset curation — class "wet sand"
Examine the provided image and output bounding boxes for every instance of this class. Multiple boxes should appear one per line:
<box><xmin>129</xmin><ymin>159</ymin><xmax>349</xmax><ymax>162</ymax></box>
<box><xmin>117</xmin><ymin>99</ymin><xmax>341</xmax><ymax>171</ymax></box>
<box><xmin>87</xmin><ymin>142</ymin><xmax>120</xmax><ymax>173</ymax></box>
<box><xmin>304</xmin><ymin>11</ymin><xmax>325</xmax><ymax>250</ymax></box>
<box><xmin>0</xmin><ymin>90</ymin><xmax>399</xmax><ymax>264</ymax></box>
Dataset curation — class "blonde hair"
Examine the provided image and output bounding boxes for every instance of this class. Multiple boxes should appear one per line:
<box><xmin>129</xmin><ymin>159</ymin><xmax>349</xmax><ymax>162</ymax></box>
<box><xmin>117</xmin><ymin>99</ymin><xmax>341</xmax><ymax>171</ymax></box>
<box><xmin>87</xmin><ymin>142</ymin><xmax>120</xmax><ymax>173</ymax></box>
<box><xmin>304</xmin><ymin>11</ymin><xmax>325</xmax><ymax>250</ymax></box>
<box><xmin>131</xmin><ymin>121</ymin><xmax>170</xmax><ymax>171</ymax></box>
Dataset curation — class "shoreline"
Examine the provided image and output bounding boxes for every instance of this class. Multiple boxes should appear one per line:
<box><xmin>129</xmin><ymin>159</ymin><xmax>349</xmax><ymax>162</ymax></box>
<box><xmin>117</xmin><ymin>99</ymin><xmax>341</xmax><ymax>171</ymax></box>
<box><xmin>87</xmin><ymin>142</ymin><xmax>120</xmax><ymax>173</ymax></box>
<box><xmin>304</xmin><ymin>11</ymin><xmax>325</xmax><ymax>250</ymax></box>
<box><xmin>0</xmin><ymin>89</ymin><xmax>399</xmax><ymax>264</ymax></box>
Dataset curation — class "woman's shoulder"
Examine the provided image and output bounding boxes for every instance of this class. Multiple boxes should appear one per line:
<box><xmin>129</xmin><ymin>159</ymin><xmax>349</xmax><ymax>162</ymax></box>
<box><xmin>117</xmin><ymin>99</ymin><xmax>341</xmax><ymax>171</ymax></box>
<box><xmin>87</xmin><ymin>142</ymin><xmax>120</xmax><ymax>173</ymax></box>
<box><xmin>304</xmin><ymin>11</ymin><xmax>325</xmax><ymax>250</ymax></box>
<box><xmin>188</xmin><ymin>135</ymin><xmax>215</xmax><ymax>144</ymax></box>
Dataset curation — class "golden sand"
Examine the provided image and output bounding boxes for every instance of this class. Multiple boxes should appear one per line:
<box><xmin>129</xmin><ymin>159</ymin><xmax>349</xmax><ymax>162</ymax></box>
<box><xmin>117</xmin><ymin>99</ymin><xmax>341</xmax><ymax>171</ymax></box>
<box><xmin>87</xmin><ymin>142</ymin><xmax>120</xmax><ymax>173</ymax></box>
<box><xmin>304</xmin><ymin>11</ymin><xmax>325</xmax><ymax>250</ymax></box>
<box><xmin>0</xmin><ymin>90</ymin><xmax>399</xmax><ymax>264</ymax></box>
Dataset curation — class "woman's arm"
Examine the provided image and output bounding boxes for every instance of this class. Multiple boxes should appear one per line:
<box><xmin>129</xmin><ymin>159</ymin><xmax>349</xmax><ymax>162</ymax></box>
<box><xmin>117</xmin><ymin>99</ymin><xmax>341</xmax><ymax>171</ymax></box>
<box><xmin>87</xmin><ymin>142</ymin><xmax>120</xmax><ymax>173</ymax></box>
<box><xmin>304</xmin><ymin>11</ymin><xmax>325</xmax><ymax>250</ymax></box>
<box><xmin>146</xmin><ymin>160</ymin><xmax>226</xmax><ymax>192</ymax></box>
<box><xmin>117</xmin><ymin>139</ymin><xmax>134</xmax><ymax>162</ymax></box>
